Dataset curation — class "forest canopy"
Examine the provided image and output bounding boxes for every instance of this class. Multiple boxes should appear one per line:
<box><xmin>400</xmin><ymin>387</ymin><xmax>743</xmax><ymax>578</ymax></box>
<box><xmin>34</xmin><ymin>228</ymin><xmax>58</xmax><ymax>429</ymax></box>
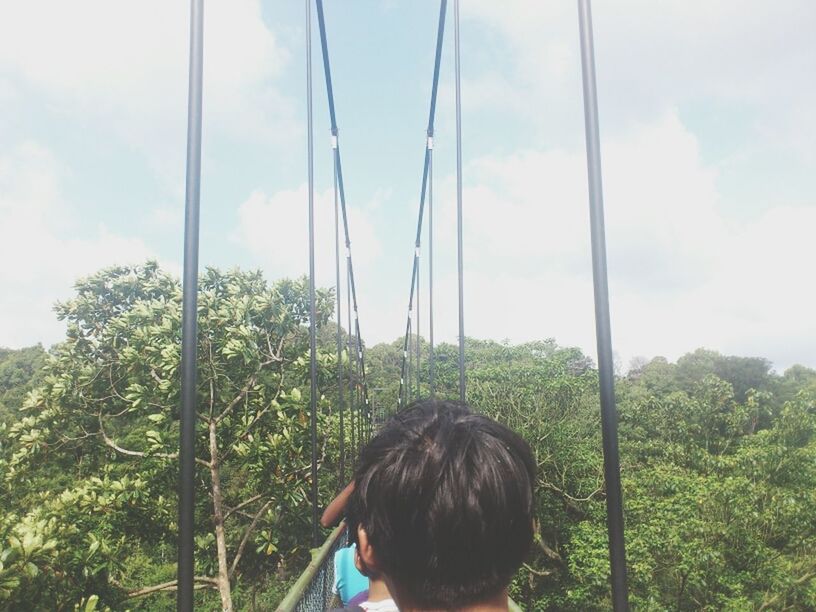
<box><xmin>1</xmin><ymin>262</ymin><xmax>815</xmax><ymax>610</ymax></box>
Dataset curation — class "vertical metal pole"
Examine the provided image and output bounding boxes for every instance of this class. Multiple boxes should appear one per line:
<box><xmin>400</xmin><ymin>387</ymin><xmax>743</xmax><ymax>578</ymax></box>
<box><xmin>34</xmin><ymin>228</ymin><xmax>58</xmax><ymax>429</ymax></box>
<box><xmin>428</xmin><ymin>139</ymin><xmax>435</xmax><ymax>397</ymax></box>
<box><xmin>577</xmin><ymin>2</ymin><xmax>629</xmax><ymax>609</ymax></box>
<box><xmin>453</xmin><ymin>0</ymin><xmax>465</xmax><ymax>403</ymax></box>
<box><xmin>305</xmin><ymin>0</ymin><xmax>319</xmax><ymax>548</ymax></box>
<box><xmin>177</xmin><ymin>0</ymin><xmax>203</xmax><ymax>609</ymax></box>
<box><xmin>333</xmin><ymin>135</ymin><xmax>345</xmax><ymax>488</ymax></box>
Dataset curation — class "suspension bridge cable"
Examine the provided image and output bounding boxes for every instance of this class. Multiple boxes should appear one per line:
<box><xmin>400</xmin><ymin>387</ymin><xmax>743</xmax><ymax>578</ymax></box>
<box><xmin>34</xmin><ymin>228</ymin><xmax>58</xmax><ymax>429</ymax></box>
<box><xmin>398</xmin><ymin>0</ymin><xmax>448</xmax><ymax>408</ymax></box>
<box><xmin>416</xmin><ymin>245</ymin><xmax>421</xmax><ymax>401</ymax></box>
<box><xmin>577</xmin><ymin>0</ymin><xmax>629</xmax><ymax>609</ymax></box>
<box><xmin>454</xmin><ymin>0</ymin><xmax>465</xmax><ymax>403</ymax></box>
<box><xmin>353</xmin><ymin>337</ymin><xmax>358</xmax><ymax>447</ymax></box>
<box><xmin>316</xmin><ymin>0</ymin><xmax>372</xmax><ymax>432</ymax></box>
<box><xmin>355</xmin><ymin>335</ymin><xmax>363</xmax><ymax>446</ymax></box>
<box><xmin>427</xmin><ymin>137</ymin><xmax>435</xmax><ymax>397</ymax></box>
<box><xmin>357</xmin><ymin>360</ymin><xmax>365</xmax><ymax>445</ymax></box>
<box><xmin>333</xmin><ymin>135</ymin><xmax>345</xmax><ymax>488</ymax></box>
<box><xmin>305</xmin><ymin>0</ymin><xmax>320</xmax><ymax>549</ymax></box>
<box><xmin>177</xmin><ymin>0</ymin><xmax>203</xmax><ymax>608</ymax></box>
<box><xmin>347</xmin><ymin>261</ymin><xmax>355</xmax><ymax>459</ymax></box>
<box><xmin>407</xmin><ymin>315</ymin><xmax>413</xmax><ymax>403</ymax></box>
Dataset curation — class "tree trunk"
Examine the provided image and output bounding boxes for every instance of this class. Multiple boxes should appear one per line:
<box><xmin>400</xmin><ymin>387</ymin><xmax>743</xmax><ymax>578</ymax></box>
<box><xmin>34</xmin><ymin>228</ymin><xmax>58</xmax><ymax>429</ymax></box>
<box><xmin>209</xmin><ymin>420</ymin><xmax>233</xmax><ymax>611</ymax></box>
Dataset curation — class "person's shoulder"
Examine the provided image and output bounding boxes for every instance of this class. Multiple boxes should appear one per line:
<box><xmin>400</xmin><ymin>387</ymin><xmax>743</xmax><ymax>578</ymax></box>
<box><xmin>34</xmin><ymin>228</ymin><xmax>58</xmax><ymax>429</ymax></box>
<box><xmin>359</xmin><ymin>600</ymin><xmax>399</xmax><ymax>612</ymax></box>
<box><xmin>328</xmin><ymin>607</ymin><xmax>363</xmax><ymax>611</ymax></box>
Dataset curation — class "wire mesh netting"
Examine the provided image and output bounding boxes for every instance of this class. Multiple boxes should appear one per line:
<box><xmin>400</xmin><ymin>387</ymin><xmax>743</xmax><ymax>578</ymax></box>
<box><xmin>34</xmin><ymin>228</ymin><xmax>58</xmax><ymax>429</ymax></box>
<box><xmin>277</xmin><ymin>525</ymin><xmax>349</xmax><ymax>612</ymax></box>
<box><xmin>294</xmin><ymin>534</ymin><xmax>344</xmax><ymax>612</ymax></box>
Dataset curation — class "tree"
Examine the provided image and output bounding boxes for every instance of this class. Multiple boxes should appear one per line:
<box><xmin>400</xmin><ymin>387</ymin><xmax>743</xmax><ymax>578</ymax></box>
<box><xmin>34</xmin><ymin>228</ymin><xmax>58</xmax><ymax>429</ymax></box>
<box><xmin>366</xmin><ymin>339</ymin><xmax>816</xmax><ymax>610</ymax></box>
<box><xmin>2</xmin><ymin>263</ymin><xmax>340</xmax><ymax>610</ymax></box>
<box><xmin>0</xmin><ymin>345</ymin><xmax>47</xmax><ymax>426</ymax></box>
<box><xmin>5</xmin><ymin>267</ymin><xmax>816</xmax><ymax>610</ymax></box>
<box><xmin>673</xmin><ymin>348</ymin><xmax>773</xmax><ymax>402</ymax></box>
<box><xmin>713</xmin><ymin>355</ymin><xmax>773</xmax><ymax>402</ymax></box>
<box><xmin>673</xmin><ymin>348</ymin><xmax>720</xmax><ymax>393</ymax></box>
<box><xmin>365</xmin><ymin>338</ymin><xmax>605</xmax><ymax>609</ymax></box>
<box><xmin>775</xmin><ymin>364</ymin><xmax>816</xmax><ymax>404</ymax></box>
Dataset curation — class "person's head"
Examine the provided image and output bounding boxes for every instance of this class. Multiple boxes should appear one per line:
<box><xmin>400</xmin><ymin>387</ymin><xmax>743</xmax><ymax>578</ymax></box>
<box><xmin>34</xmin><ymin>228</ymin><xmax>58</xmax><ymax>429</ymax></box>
<box><xmin>349</xmin><ymin>400</ymin><xmax>536</xmax><ymax>610</ymax></box>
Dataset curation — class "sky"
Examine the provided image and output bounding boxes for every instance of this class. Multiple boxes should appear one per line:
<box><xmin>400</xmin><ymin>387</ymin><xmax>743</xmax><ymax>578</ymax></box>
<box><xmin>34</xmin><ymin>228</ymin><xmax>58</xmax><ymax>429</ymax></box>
<box><xmin>1</xmin><ymin>0</ymin><xmax>814</xmax><ymax>373</ymax></box>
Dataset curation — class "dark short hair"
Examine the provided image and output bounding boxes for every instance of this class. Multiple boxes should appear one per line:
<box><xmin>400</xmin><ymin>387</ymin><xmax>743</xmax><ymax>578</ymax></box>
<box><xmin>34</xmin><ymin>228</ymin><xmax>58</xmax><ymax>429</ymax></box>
<box><xmin>350</xmin><ymin>400</ymin><xmax>536</xmax><ymax>608</ymax></box>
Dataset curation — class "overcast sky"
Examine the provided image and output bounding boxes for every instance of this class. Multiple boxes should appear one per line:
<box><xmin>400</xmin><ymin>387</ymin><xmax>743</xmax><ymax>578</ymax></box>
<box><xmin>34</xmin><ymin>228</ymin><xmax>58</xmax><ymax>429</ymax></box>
<box><xmin>1</xmin><ymin>1</ymin><xmax>814</xmax><ymax>373</ymax></box>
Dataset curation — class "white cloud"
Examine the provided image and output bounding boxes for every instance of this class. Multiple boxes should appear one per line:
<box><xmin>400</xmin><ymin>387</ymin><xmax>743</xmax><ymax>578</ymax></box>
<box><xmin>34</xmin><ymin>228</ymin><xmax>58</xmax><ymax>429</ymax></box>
<box><xmin>0</xmin><ymin>143</ymin><xmax>157</xmax><ymax>347</ymax></box>
<box><xmin>146</xmin><ymin>204</ymin><xmax>184</xmax><ymax>234</ymax></box>
<box><xmin>423</xmin><ymin>0</ymin><xmax>816</xmax><ymax>371</ymax></box>
<box><xmin>232</xmin><ymin>185</ymin><xmax>383</xmax><ymax>292</ymax></box>
<box><xmin>427</xmin><ymin>112</ymin><xmax>815</xmax><ymax>371</ymax></box>
<box><xmin>0</xmin><ymin>77</ymin><xmax>18</xmax><ymax>108</ymax></box>
<box><xmin>463</xmin><ymin>0</ymin><xmax>816</xmax><ymax>141</ymax></box>
<box><xmin>0</xmin><ymin>0</ymin><xmax>296</xmax><ymax>174</ymax></box>
<box><xmin>3</xmin><ymin>0</ymin><xmax>813</xmax><ymax>376</ymax></box>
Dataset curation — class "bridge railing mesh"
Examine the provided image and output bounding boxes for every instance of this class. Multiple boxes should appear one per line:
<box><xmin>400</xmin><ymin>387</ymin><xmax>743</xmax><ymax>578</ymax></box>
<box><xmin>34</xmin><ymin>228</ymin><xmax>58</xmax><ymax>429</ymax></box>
<box><xmin>276</xmin><ymin>524</ymin><xmax>348</xmax><ymax>612</ymax></box>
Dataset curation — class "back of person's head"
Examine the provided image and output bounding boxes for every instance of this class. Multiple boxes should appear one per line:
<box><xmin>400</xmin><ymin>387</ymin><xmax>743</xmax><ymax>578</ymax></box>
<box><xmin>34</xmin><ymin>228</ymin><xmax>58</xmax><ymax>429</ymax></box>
<box><xmin>349</xmin><ymin>399</ymin><xmax>536</xmax><ymax>610</ymax></box>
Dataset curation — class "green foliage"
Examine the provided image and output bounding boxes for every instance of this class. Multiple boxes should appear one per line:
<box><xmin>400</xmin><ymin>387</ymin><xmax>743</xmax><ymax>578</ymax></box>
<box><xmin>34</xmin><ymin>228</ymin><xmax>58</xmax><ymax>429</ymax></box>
<box><xmin>0</xmin><ymin>344</ymin><xmax>46</xmax><ymax>426</ymax></box>
<box><xmin>635</xmin><ymin>348</ymin><xmax>774</xmax><ymax>403</ymax></box>
<box><xmin>369</xmin><ymin>339</ymin><xmax>816</xmax><ymax>611</ymax></box>
<box><xmin>2</xmin><ymin>261</ymin><xmax>815</xmax><ymax>610</ymax></box>
<box><xmin>0</xmin><ymin>263</ymin><xmax>349</xmax><ymax>610</ymax></box>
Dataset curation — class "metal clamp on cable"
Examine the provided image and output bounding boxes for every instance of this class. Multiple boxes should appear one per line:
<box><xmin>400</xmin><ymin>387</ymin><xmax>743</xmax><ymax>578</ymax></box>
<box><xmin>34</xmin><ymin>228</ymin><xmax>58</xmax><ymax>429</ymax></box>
<box><xmin>427</xmin><ymin>135</ymin><xmax>434</xmax><ymax>150</ymax></box>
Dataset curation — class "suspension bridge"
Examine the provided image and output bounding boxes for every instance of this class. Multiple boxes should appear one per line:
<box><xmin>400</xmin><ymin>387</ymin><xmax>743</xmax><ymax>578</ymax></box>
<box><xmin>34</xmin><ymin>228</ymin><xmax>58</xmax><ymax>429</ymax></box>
<box><xmin>176</xmin><ymin>1</ymin><xmax>628</xmax><ymax>610</ymax></box>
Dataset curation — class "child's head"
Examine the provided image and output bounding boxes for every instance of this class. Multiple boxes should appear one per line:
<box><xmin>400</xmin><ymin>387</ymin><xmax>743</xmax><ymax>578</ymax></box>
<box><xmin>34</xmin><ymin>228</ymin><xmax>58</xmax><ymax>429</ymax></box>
<box><xmin>349</xmin><ymin>400</ymin><xmax>536</xmax><ymax>610</ymax></box>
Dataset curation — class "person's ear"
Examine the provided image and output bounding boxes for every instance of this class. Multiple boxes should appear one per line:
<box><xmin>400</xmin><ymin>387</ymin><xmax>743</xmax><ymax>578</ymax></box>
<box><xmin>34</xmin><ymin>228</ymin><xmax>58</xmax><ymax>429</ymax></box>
<box><xmin>355</xmin><ymin>525</ymin><xmax>379</xmax><ymax>576</ymax></box>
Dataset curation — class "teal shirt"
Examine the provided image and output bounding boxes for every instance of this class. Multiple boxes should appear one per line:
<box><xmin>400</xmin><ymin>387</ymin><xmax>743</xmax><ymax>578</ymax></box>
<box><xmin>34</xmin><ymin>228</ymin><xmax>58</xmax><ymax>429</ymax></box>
<box><xmin>333</xmin><ymin>544</ymin><xmax>368</xmax><ymax>605</ymax></box>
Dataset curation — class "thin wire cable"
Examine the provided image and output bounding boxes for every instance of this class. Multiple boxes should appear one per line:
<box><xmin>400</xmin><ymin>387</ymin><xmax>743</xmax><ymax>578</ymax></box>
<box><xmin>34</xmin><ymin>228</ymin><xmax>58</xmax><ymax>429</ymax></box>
<box><xmin>333</xmin><ymin>135</ymin><xmax>344</xmax><ymax>488</ymax></box>
<box><xmin>577</xmin><ymin>1</ymin><xmax>629</xmax><ymax>609</ymax></box>
<box><xmin>407</xmin><ymin>316</ymin><xmax>413</xmax><ymax>403</ymax></box>
<box><xmin>305</xmin><ymin>0</ymin><xmax>319</xmax><ymax>548</ymax></box>
<box><xmin>454</xmin><ymin>0</ymin><xmax>465</xmax><ymax>403</ymax></box>
<box><xmin>356</xmin><ymin>344</ymin><xmax>362</xmax><ymax>448</ymax></box>
<box><xmin>316</xmin><ymin>0</ymin><xmax>371</xmax><ymax>432</ymax></box>
<box><xmin>398</xmin><ymin>0</ymin><xmax>447</xmax><ymax>408</ymax></box>
<box><xmin>416</xmin><ymin>249</ymin><xmax>421</xmax><ymax>401</ymax></box>
<box><xmin>428</xmin><ymin>140</ymin><xmax>435</xmax><ymax>397</ymax></box>
<box><xmin>178</xmin><ymin>0</ymin><xmax>203</xmax><ymax>607</ymax></box>
<box><xmin>347</xmin><ymin>261</ymin><xmax>355</xmax><ymax>460</ymax></box>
